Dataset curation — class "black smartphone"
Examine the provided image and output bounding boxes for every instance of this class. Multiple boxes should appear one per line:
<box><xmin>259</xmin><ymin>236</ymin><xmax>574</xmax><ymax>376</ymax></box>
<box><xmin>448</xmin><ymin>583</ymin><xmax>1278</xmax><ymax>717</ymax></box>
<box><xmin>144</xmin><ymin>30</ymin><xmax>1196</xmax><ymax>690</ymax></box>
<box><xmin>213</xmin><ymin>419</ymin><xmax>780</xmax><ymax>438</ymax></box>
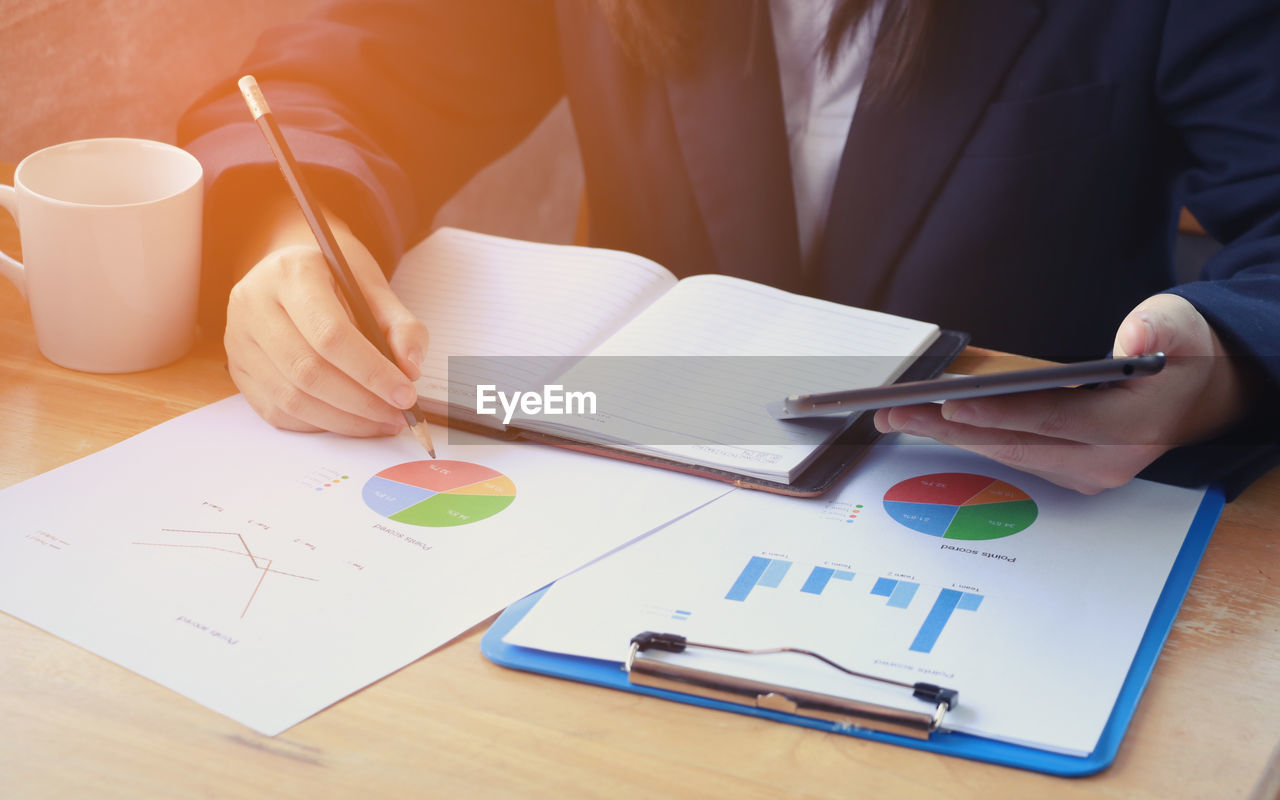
<box><xmin>770</xmin><ymin>354</ymin><xmax>1166</xmax><ymax>419</ymax></box>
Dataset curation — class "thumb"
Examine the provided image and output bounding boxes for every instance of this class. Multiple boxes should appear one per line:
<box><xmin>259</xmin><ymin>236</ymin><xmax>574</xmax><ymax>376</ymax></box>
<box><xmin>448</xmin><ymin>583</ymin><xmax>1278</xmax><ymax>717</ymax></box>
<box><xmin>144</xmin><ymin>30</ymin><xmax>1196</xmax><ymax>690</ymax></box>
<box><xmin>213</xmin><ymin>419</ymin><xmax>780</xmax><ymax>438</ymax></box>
<box><xmin>335</xmin><ymin>232</ymin><xmax>430</xmax><ymax>381</ymax></box>
<box><xmin>386</xmin><ymin>309</ymin><xmax>430</xmax><ymax>381</ymax></box>
<box><xmin>368</xmin><ymin>288</ymin><xmax>429</xmax><ymax>380</ymax></box>
<box><xmin>1113</xmin><ymin>294</ymin><xmax>1201</xmax><ymax>358</ymax></box>
<box><xmin>1113</xmin><ymin>309</ymin><xmax>1156</xmax><ymax>359</ymax></box>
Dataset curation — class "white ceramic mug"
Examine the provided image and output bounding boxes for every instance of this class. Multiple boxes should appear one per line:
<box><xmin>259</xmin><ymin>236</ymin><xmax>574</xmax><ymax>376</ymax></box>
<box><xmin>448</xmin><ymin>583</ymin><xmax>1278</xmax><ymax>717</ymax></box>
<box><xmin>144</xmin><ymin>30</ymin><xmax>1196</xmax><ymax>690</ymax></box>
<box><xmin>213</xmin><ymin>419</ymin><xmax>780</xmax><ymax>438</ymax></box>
<box><xmin>0</xmin><ymin>138</ymin><xmax>203</xmax><ymax>373</ymax></box>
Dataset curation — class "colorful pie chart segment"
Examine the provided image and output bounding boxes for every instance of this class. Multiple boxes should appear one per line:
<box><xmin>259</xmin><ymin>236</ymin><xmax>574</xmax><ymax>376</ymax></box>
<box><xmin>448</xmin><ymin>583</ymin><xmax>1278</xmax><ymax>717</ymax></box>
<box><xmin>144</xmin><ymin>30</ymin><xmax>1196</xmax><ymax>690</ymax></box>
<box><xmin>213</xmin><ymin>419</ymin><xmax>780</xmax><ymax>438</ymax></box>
<box><xmin>362</xmin><ymin>460</ymin><xmax>515</xmax><ymax>527</ymax></box>
<box><xmin>883</xmin><ymin>473</ymin><xmax>1036</xmax><ymax>541</ymax></box>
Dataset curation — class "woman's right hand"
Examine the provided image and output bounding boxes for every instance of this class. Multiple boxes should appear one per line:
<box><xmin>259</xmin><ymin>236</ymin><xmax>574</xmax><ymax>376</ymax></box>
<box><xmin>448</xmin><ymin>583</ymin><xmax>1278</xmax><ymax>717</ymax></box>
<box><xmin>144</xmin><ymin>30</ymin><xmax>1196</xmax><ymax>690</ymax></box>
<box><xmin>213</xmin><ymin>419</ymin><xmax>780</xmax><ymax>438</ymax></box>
<box><xmin>223</xmin><ymin>201</ymin><xmax>430</xmax><ymax>437</ymax></box>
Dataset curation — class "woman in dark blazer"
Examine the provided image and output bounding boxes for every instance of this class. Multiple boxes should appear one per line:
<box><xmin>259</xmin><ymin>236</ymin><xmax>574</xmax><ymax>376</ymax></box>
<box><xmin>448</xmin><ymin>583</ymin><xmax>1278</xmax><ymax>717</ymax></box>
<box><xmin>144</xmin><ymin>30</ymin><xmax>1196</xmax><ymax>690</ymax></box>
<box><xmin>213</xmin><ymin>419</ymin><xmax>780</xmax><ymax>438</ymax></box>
<box><xmin>179</xmin><ymin>0</ymin><xmax>1280</xmax><ymax>497</ymax></box>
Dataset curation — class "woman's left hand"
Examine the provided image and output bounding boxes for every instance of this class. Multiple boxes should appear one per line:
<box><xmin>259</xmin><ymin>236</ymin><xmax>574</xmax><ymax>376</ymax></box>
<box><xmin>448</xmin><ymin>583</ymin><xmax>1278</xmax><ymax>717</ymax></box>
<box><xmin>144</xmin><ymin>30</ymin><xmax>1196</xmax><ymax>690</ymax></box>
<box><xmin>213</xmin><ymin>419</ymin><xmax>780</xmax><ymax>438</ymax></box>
<box><xmin>873</xmin><ymin>294</ymin><xmax>1254</xmax><ymax>493</ymax></box>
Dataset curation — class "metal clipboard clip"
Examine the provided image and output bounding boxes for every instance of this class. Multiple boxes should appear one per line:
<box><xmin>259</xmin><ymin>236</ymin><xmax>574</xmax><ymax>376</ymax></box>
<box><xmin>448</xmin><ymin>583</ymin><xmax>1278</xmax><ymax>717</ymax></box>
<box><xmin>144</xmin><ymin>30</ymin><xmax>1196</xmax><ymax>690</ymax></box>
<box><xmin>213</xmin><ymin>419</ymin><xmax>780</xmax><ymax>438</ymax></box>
<box><xmin>625</xmin><ymin>632</ymin><xmax>958</xmax><ymax>740</ymax></box>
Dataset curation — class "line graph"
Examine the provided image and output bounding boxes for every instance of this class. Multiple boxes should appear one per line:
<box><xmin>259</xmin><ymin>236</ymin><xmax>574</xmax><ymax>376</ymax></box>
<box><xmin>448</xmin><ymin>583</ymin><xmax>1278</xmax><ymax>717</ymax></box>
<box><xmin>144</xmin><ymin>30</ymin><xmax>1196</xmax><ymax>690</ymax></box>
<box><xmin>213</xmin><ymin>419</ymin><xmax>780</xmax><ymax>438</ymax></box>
<box><xmin>133</xmin><ymin>528</ymin><xmax>318</xmax><ymax>618</ymax></box>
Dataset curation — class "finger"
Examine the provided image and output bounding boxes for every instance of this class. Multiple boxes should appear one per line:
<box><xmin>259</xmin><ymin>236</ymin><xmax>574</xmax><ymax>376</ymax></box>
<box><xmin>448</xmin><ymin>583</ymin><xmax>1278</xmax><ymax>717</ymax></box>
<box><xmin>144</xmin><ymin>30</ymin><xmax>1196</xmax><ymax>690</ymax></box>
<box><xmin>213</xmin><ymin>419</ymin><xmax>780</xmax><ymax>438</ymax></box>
<box><xmin>229</xmin><ymin>271</ymin><xmax>409</xmax><ymax>429</ymax></box>
<box><xmin>880</xmin><ymin>405</ymin><xmax>1157</xmax><ymax>493</ymax></box>
<box><xmin>276</xmin><ymin>276</ymin><xmax>420</xmax><ymax>413</ymax></box>
<box><xmin>880</xmin><ymin>405</ymin><xmax>1082</xmax><ymax>483</ymax></box>
<box><xmin>1113</xmin><ymin>310</ymin><xmax>1156</xmax><ymax>360</ymax></box>
<box><xmin>229</xmin><ymin>332</ymin><xmax>403</xmax><ymax>437</ymax></box>
<box><xmin>337</xmin><ymin>233</ymin><xmax>431</xmax><ymax>382</ymax></box>
<box><xmin>1113</xmin><ymin>293</ymin><xmax>1203</xmax><ymax>359</ymax></box>
<box><xmin>942</xmin><ymin>294</ymin><xmax>1215</xmax><ymax>444</ymax></box>
<box><xmin>938</xmin><ymin>307</ymin><xmax>1200</xmax><ymax>443</ymax></box>
<box><xmin>388</xmin><ymin>321</ymin><xmax>429</xmax><ymax>382</ymax></box>
<box><xmin>364</xmin><ymin>280</ymin><xmax>430</xmax><ymax>381</ymax></box>
<box><xmin>937</xmin><ymin>384</ymin><xmax>1146</xmax><ymax>445</ymax></box>
<box><xmin>230</xmin><ymin>358</ymin><xmax>324</xmax><ymax>434</ymax></box>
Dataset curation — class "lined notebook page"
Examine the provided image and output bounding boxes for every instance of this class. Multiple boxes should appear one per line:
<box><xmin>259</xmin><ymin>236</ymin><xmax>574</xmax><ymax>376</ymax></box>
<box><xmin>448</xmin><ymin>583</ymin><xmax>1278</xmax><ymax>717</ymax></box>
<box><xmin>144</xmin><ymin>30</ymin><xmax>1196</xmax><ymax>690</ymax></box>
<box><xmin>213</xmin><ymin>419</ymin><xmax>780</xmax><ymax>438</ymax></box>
<box><xmin>389</xmin><ymin>228</ymin><xmax>677</xmax><ymax>405</ymax></box>
<box><xmin>520</xmin><ymin>275</ymin><xmax>939</xmax><ymax>481</ymax></box>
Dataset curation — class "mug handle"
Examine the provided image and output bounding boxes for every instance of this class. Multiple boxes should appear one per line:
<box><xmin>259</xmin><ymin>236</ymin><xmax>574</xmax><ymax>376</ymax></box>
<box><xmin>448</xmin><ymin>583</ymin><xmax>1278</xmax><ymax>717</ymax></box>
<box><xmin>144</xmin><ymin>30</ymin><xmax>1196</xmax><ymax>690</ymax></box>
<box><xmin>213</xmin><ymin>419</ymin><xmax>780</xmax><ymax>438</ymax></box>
<box><xmin>0</xmin><ymin>184</ymin><xmax>27</xmax><ymax>299</ymax></box>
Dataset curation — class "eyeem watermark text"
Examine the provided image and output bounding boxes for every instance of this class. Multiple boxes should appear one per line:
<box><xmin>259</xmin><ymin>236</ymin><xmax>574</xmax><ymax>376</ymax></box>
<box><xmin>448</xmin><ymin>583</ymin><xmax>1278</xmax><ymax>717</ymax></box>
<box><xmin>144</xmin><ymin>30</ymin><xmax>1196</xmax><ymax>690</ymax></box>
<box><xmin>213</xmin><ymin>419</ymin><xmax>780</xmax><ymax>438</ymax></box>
<box><xmin>475</xmin><ymin>384</ymin><xmax>598</xmax><ymax>425</ymax></box>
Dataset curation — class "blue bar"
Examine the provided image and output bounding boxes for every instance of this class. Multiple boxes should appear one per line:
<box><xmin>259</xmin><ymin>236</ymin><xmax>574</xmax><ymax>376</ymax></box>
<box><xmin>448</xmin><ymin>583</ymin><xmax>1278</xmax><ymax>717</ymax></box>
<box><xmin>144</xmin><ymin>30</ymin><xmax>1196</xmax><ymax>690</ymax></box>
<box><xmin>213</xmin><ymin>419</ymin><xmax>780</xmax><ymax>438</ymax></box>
<box><xmin>833</xmin><ymin>570</ymin><xmax>854</xmax><ymax>582</ymax></box>
<box><xmin>800</xmin><ymin>567</ymin><xmax>835</xmax><ymax>595</ymax></box>
<box><xmin>887</xmin><ymin>580</ymin><xmax>919</xmax><ymax>609</ymax></box>
<box><xmin>871</xmin><ymin>577</ymin><xmax>897</xmax><ymax>597</ymax></box>
<box><xmin>910</xmin><ymin>589</ymin><xmax>963</xmax><ymax>653</ymax></box>
<box><xmin>725</xmin><ymin>556</ymin><xmax>771</xmax><ymax>602</ymax></box>
<box><xmin>759</xmin><ymin>559</ymin><xmax>792</xmax><ymax>588</ymax></box>
<box><xmin>957</xmin><ymin>592</ymin><xmax>984</xmax><ymax>611</ymax></box>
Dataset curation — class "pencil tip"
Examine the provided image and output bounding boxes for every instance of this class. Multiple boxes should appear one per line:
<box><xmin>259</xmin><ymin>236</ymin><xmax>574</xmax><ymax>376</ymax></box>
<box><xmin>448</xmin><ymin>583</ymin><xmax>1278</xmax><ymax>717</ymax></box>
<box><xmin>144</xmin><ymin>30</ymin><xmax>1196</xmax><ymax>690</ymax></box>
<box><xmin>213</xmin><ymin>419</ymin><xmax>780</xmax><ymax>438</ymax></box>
<box><xmin>410</xmin><ymin>418</ymin><xmax>436</xmax><ymax>458</ymax></box>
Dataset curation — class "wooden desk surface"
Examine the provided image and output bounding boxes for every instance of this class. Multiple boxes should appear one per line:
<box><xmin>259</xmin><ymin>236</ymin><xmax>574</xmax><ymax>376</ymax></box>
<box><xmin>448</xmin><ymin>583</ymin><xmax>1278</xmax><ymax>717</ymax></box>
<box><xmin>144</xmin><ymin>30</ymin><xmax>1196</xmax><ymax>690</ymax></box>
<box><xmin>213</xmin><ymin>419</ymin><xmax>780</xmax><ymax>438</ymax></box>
<box><xmin>2</xmin><ymin>165</ymin><xmax>1278</xmax><ymax>799</ymax></box>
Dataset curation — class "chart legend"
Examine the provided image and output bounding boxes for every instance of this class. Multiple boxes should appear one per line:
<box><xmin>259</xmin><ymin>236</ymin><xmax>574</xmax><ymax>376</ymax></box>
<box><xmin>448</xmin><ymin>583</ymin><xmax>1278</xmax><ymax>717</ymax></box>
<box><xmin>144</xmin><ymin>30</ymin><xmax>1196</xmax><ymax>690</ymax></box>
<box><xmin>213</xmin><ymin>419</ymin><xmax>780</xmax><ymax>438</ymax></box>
<box><xmin>301</xmin><ymin>467</ymin><xmax>350</xmax><ymax>492</ymax></box>
<box><xmin>883</xmin><ymin>473</ymin><xmax>1037</xmax><ymax>540</ymax></box>
<box><xmin>820</xmin><ymin>501</ymin><xmax>865</xmax><ymax>524</ymax></box>
<box><xmin>363</xmin><ymin>461</ymin><xmax>516</xmax><ymax>527</ymax></box>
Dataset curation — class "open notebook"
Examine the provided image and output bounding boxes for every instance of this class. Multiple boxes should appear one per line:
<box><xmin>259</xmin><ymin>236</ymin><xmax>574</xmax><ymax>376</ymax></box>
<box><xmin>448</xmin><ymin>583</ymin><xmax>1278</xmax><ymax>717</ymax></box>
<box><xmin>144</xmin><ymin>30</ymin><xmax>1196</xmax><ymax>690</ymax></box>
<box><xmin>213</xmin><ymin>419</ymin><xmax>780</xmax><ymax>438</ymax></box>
<box><xmin>390</xmin><ymin>228</ymin><xmax>952</xmax><ymax>485</ymax></box>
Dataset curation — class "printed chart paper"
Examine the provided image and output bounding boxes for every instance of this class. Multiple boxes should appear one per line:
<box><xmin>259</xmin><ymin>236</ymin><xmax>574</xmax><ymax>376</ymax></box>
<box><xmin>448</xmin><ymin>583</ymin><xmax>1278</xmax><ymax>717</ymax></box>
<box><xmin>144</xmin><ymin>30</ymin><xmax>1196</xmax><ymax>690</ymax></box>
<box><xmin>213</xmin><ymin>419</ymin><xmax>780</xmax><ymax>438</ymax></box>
<box><xmin>504</xmin><ymin>438</ymin><xmax>1206</xmax><ymax>756</ymax></box>
<box><xmin>0</xmin><ymin>396</ymin><xmax>729</xmax><ymax>734</ymax></box>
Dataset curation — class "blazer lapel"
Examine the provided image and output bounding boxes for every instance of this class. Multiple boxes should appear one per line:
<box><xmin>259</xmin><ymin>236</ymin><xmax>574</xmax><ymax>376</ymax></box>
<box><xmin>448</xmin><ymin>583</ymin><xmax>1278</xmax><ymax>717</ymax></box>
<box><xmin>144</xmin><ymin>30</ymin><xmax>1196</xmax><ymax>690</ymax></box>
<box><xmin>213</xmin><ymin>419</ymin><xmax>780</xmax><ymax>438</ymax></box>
<box><xmin>664</xmin><ymin>0</ymin><xmax>806</xmax><ymax>292</ymax></box>
<box><xmin>817</xmin><ymin>0</ymin><xmax>1043</xmax><ymax>306</ymax></box>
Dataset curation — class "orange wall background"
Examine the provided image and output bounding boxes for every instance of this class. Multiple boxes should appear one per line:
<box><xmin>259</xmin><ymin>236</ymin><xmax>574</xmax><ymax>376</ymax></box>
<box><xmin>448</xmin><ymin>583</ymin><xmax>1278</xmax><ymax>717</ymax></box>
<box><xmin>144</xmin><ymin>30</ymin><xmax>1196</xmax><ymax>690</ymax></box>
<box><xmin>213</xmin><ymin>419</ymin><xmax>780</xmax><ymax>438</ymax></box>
<box><xmin>0</xmin><ymin>0</ymin><xmax>580</xmax><ymax>246</ymax></box>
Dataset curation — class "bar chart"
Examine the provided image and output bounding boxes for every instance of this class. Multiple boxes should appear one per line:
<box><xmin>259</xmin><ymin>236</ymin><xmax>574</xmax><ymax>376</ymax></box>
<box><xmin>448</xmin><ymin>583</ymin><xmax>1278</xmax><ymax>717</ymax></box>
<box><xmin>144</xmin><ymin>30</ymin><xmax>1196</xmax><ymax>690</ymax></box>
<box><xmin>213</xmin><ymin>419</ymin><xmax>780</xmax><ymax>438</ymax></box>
<box><xmin>725</xmin><ymin>557</ymin><xmax>857</xmax><ymax>602</ymax></box>
<box><xmin>800</xmin><ymin>566</ymin><xmax>855</xmax><ymax>595</ymax></box>
<box><xmin>724</xmin><ymin>556</ymin><xmax>985</xmax><ymax>655</ymax></box>
<box><xmin>873</xmin><ymin>577</ymin><xmax>984</xmax><ymax>653</ymax></box>
<box><xmin>724</xmin><ymin>556</ymin><xmax>792</xmax><ymax>602</ymax></box>
<box><xmin>911</xmin><ymin>589</ymin><xmax>984</xmax><ymax>653</ymax></box>
<box><xmin>870</xmin><ymin>576</ymin><xmax>920</xmax><ymax>608</ymax></box>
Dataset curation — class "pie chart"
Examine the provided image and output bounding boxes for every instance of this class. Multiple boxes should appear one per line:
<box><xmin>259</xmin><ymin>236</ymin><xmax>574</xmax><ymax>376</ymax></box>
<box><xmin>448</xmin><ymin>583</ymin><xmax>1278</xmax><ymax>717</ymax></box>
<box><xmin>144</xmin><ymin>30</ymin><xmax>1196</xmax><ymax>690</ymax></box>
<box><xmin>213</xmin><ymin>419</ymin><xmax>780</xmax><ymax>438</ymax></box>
<box><xmin>362</xmin><ymin>460</ymin><xmax>516</xmax><ymax>527</ymax></box>
<box><xmin>883</xmin><ymin>472</ymin><xmax>1037</xmax><ymax>541</ymax></box>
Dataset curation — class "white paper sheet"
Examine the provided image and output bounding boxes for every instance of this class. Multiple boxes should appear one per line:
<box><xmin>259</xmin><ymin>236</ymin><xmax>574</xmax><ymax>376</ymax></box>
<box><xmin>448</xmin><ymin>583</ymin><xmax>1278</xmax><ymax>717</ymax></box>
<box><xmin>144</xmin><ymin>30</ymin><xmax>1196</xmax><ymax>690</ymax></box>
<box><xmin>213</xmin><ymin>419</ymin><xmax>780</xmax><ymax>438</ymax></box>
<box><xmin>0</xmin><ymin>396</ymin><xmax>729</xmax><ymax>734</ymax></box>
<box><xmin>504</xmin><ymin>437</ymin><xmax>1206</xmax><ymax>756</ymax></box>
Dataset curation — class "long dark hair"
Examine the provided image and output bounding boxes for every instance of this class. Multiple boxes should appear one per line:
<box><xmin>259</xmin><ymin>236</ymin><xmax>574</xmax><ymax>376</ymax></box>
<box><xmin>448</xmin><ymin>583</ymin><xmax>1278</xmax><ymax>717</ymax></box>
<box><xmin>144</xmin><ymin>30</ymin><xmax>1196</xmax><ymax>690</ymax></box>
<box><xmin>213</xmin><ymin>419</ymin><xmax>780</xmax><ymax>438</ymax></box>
<box><xmin>598</xmin><ymin>0</ymin><xmax>934</xmax><ymax>104</ymax></box>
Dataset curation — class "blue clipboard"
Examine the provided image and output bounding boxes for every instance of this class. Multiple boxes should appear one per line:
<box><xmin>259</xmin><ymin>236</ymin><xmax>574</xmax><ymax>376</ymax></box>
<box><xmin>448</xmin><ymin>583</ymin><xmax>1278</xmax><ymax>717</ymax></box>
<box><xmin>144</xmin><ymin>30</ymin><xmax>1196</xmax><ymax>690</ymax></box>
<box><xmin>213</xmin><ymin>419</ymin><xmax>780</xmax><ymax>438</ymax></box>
<box><xmin>481</xmin><ymin>485</ymin><xmax>1224</xmax><ymax>777</ymax></box>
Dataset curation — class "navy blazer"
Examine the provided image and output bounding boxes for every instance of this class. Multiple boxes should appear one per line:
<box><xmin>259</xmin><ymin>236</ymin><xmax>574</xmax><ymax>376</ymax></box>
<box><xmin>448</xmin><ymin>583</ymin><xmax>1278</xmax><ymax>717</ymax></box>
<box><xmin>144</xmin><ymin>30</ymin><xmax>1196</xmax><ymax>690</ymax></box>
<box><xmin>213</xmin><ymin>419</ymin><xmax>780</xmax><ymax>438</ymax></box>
<box><xmin>179</xmin><ymin>0</ymin><xmax>1280</xmax><ymax>493</ymax></box>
